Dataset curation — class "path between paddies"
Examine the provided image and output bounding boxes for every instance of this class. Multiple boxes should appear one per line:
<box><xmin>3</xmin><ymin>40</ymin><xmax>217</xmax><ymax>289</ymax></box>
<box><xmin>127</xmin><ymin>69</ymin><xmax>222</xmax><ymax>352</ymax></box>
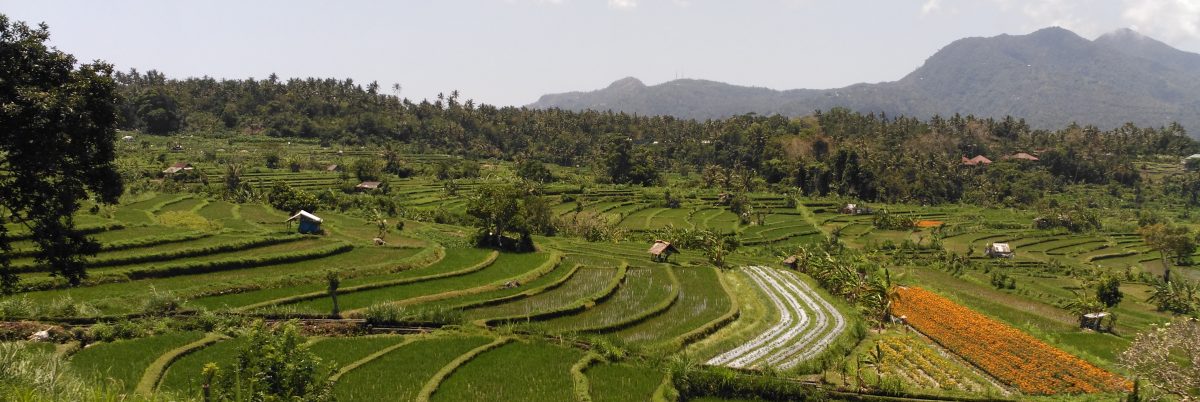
<box><xmin>706</xmin><ymin>265</ymin><xmax>846</xmax><ymax>370</ymax></box>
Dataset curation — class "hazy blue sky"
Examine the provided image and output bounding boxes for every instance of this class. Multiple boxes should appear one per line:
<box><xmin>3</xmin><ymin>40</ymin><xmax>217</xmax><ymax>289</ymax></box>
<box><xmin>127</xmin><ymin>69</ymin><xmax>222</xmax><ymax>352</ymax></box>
<box><xmin>4</xmin><ymin>1</ymin><xmax>1199</xmax><ymax>106</ymax></box>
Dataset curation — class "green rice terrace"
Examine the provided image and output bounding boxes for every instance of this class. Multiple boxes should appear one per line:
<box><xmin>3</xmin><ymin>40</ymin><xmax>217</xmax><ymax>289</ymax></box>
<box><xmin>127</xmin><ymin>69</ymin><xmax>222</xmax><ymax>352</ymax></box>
<box><xmin>2</xmin><ymin>133</ymin><xmax>1197</xmax><ymax>401</ymax></box>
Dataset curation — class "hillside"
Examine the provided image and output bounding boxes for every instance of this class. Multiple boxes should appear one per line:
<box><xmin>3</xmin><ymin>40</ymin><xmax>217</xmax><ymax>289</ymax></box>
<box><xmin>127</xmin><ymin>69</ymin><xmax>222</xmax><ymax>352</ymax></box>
<box><xmin>530</xmin><ymin>27</ymin><xmax>1200</xmax><ymax>131</ymax></box>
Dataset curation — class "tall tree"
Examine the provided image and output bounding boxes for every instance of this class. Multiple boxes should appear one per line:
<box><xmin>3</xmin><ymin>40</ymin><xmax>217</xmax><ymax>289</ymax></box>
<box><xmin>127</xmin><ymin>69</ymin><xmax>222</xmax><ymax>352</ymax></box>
<box><xmin>1138</xmin><ymin>223</ymin><xmax>1196</xmax><ymax>283</ymax></box>
<box><xmin>0</xmin><ymin>15</ymin><xmax>124</xmax><ymax>292</ymax></box>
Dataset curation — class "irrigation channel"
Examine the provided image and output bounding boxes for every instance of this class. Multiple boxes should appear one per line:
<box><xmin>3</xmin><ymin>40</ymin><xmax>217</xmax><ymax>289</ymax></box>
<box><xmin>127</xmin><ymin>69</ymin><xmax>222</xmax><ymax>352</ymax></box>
<box><xmin>707</xmin><ymin>265</ymin><xmax>847</xmax><ymax>370</ymax></box>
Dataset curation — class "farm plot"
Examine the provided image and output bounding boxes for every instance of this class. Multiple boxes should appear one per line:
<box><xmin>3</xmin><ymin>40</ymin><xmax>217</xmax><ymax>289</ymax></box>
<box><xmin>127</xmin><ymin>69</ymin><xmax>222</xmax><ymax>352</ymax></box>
<box><xmin>430</xmin><ymin>340</ymin><xmax>583</xmax><ymax>402</ymax></box>
<box><xmin>587</xmin><ymin>363</ymin><xmax>664</xmax><ymax>402</ymax></box>
<box><xmin>333</xmin><ymin>335</ymin><xmax>492</xmax><ymax>402</ymax></box>
<box><xmin>891</xmin><ymin>286</ymin><xmax>1129</xmax><ymax>395</ymax></box>
<box><xmin>857</xmin><ymin>332</ymin><xmax>999</xmax><ymax>394</ymax></box>
<box><xmin>307</xmin><ymin>335</ymin><xmax>407</xmax><ymax>369</ymax></box>
<box><xmin>190</xmin><ymin>247</ymin><xmax>479</xmax><ymax>310</ymax></box>
<box><xmin>284</xmin><ymin>252</ymin><xmax>550</xmax><ymax>314</ymax></box>
<box><xmin>21</xmin><ymin>246</ymin><xmax>413</xmax><ymax>314</ymax></box>
<box><xmin>69</xmin><ymin>331</ymin><xmax>205</xmax><ymax>394</ymax></box>
<box><xmin>611</xmin><ymin>266</ymin><xmax>733</xmax><ymax>349</ymax></box>
<box><xmin>463</xmin><ymin>264</ymin><xmax>621</xmax><ymax>321</ymax></box>
<box><xmin>706</xmin><ymin>266</ymin><xmax>846</xmax><ymax>370</ymax></box>
<box><xmin>524</xmin><ymin>265</ymin><xmax>676</xmax><ymax>333</ymax></box>
<box><xmin>413</xmin><ymin>259</ymin><xmax>579</xmax><ymax>311</ymax></box>
<box><xmin>159</xmin><ymin>337</ymin><xmax>250</xmax><ymax>396</ymax></box>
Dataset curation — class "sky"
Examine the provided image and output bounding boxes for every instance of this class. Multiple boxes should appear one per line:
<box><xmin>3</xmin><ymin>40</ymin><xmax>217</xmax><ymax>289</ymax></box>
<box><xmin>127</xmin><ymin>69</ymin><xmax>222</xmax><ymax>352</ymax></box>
<box><xmin>4</xmin><ymin>0</ymin><xmax>1200</xmax><ymax>106</ymax></box>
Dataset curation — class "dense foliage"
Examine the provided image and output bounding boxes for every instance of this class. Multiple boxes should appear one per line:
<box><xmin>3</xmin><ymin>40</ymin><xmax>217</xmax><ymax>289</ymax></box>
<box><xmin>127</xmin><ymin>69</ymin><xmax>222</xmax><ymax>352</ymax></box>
<box><xmin>0</xmin><ymin>15</ymin><xmax>124</xmax><ymax>292</ymax></box>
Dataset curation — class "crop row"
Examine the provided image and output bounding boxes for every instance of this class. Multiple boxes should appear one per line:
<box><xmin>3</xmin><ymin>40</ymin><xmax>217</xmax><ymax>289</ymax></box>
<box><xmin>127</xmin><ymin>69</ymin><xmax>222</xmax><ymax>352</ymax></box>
<box><xmin>14</xmin><ymin>235</ymin><xmax>304</xmax><ymax>273</ymax></box>
<box><xmin>527</xmin><ymin>265</ymin><xmax>679</xmax><ymax>334</ymax></box>
<box><xmin>236</xmin><ymin>249</ymin><xmax>499</xmax><ymax>312</ymax></box>
<box><xmin>706</xmin><ymin>266</ymin><xmax>845</xmax><ymax>370</ymax></box>
<box><xmin>891</xmin><ymin>286</ymin><xmax>1129</xmax><ymax>395</ymax></box>
<box><xmin>15</xmin><ymin>241</ymin><xmax>352</xmax><ymax>293</ymax></box>
<box><xmin>612</xmin><ymin>266</ymin><xmax>738</xmax><ymax>353</ymax></box>
<box><xmin>478</xmin><ymin>262</ymin><xmax>627</xmax><ymax>326</ymax></box>
<box><xmin>465</xmin><ymin>262</ymin><xmax>624</xmax><ymax>324</ymax></box>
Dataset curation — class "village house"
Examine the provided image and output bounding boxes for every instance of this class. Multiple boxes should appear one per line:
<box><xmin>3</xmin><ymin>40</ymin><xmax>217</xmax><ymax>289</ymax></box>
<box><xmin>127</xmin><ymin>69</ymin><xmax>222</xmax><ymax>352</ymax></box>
<box><xmin>840</xmin><ymin>203</ymin><xmax>873</xmax><ymax>215</ymax></box>
<box><xmin>985</xmin><ymin>242</ymin><xmax>1014</xmax><ymax>258</ymax></box>
<box><xmin>961</xmin><ymin>155</ymin><xmax>992</xmax><ymax>166</ymax></box>
<box><xmin>355</xmin><ymin>181</ymin><xmax>383</xmax><ymax>192</ymax></box>
<box><xmin>1004</xmin><ymin>152</ymin><xmax>1040</xmax><ymax>161</ymax></box>
<box><xmin>162</xmin><ymin>162</ymin><xmax>194</xmax><ymax>176</ymax></box>
<box><xmin>286</xmin><ymin>210</ymin><xmax>323</xmax><ymax>234</ymax></box>
<box><xmin>647</xmin><ymin>240</ymin><xmax>679</xmax><ymax>263</ymax></box>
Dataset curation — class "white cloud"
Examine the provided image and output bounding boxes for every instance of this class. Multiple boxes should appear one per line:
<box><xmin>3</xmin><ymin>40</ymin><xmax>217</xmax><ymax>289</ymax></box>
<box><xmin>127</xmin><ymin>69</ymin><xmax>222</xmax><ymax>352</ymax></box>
<box><xmin>1122</xmin><ymin>0</ymin><xmax>1200</xmax><ymax>42</ymax></box>
<box><xmin>608</xmin><ymin>0</ymin><xmax>638</xmax><ymax>9</ymax></box>
<box><xmin>1016</xmin><ymin>0</ymin><xmax>1099</xmax><ymax>35</ymax></box>
<box><xmin>921</xmin><ymin>0</ymin><xmax>942</xmax><ymax>15</ymax></box>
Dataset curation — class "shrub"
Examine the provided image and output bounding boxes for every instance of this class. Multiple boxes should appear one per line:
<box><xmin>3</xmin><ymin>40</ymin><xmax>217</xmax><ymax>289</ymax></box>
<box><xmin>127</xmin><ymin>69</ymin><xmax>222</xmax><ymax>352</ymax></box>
<box><xmin>141</xmin><ymin>288</ymin><xmax>185</xmax><ymax>316</ymax></box>
<box><xmin>208</xmin><ymin>321</ymin><xmax>334</xmax><ymax>401</ymax></box>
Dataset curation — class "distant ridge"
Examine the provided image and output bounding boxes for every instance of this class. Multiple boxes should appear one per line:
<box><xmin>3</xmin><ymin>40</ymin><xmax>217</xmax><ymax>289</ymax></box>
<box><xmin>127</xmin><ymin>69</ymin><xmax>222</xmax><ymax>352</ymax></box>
<box><xmin>529</xmin><ymin>27</ymin><xmax>1200</xmax><ymax>132</ymax></box>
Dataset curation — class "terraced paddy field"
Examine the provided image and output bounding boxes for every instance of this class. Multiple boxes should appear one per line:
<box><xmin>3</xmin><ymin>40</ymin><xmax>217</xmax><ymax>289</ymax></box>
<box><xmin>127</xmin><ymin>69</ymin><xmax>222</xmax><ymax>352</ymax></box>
<box><xmin>4</xmin><ymin>184</ymin><xmax>1180</xmax><ymax>402</ymax></box>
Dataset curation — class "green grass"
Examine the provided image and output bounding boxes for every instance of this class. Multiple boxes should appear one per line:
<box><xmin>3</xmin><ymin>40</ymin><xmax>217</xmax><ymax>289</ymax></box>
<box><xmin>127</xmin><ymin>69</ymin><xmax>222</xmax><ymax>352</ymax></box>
<box><xmin>333</xmin><ymin>336</ymin><xmax>491</xmax><ymax>402</ymax></box>
<box><xmin>430</xmin><ymin>340</ymin><xmax>583</xmax><ymax>402</ymax></box>
<box><xmin>587</xmin><ymin>363</ymin><xmax>663</xmax><ymax>402</ymax></box>
<box><xmin>285</xmin><ymin>251</ymin><xmax>550</xmax><ymax>314</ymax></box>
<box><xmin>158</xmin><ymin>337</ymin><xmax>249</xmax><ymax>396</ymax></box>
<box><xmin>307</xmin><ymin>335</ymin><xmax>407</xmax><ymax>370</ymax></box>
<box><xmin>70</xmin><ymin>331</ymin><xmax>205</xmax><ymax>394</ymax></box>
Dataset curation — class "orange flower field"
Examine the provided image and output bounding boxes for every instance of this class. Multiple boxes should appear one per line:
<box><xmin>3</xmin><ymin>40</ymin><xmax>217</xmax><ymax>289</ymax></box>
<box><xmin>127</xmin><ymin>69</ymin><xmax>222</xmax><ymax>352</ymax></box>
<box><xmin>891</xmin><ymin>287</ymin><xmax>1130</xmax><ymax>395</ymax></box>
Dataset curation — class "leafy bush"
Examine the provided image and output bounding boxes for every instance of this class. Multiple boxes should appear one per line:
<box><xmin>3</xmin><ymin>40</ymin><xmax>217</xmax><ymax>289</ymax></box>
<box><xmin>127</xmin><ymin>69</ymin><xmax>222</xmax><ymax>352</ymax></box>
<box><xmin>268</xmin><ymin>181</ymin><xmax>319</xmax><ymax>213</ymax></box>
<box><xmin>207</xmin><ymin>321</ymin><xmax>334</xmax><ymax>401</ymax></box>
<box><xmin>141</xmin><ymin>287</ymin><xmax>185</xmax><ymax>316</ymax></box>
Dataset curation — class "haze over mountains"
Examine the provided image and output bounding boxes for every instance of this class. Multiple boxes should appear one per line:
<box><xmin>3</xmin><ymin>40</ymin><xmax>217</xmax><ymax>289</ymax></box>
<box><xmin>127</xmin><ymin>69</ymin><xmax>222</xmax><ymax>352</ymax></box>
<box><xmin>530</xmin><ymin>27</ymin><xmax>1200</xmax><ymax>132</ymax></box>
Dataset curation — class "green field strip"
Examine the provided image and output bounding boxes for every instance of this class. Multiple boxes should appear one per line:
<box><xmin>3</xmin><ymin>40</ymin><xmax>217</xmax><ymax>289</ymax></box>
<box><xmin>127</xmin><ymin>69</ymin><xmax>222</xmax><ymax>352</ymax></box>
<box><xmin>16</xmin><ymin>239</ymin><xmax>350</xmax><ymax>291</ymax></box>
<box><xmin>612</xmin><ymin>266</ymin><xmax>734</xmax><ymax>350</ymax></box>
<box><xmin>479</xmin><ymin>262</ymin><xmax>628</xmax><ymax>326</ymax></box>
<box><xmin>618</xmin><ymin>207</ymin><xmax>665</xmax><ymax>230</ymax></box>
<box><xmin>64</xmin><ymin>235</ymin><xmax>303</xmax><ymax>271</ymax></box>
<box><xmin>146</xmin><ymin>333</ymin><xmax>230</xmax><ymax>396</ymax></box>
<box><xmin>68</xmin><ymin>331</ymin><xmax>205</xmax><ymax>395</ymax></box>
<box><xmin>7</xmin><ymin>229</ymin><xmax>213</xmax><ymax>260</ymax></box>
<box><xmin>428</xmin><ymin>340</ymin><xmax>581</xmax><ymax>402</ymax></box>
<box><xmin>286</xmin><ymin>251</ymin><xmax>551</xmax><ymax>314</ymax></box>
<box><xmin>341</xmin><ymin>252</ymin><xmax>562</xmax><ymax>315</ymax></box>
<box><xmin>463</xmin><ymin>263</ymin><xmax>623</xmax><ymax>322</ymax></box>
<box><xmin>1043</xmin><ymin>239</ymin><xmax>1108</xmax><ymax>255</ymax></box>
<box><xmin>309</xmin><ymin>335</ymin><xmax>410</xmax><ymax>373</ymax></box>
<box><xmin>188</xmin><ymin>246</ymin><xmax>445</xmax><ymax>310</ymax></box>
<box><xmin>19</xmin><ymin>246</ymin><xmax>415</xmax><ymax>315</ymax></box>
<box><xmin>587</xmin><ymin>362</ymin><xmax>663</xmax><ymax>402</ymax></box>
<box><xmin>526</xmin><ymin>265</ymin><xmax>679</xmax><ymax>333</ymax></box>
<box><xmin>156</xmin><ymin>197</ymin><xmax>207</xmax><ymax>214</ymax></box>
<box><xmin>232</xmin><ymin>249</ymin><xmax>499</xmax><ymax>312</ymax></box>
<box><xmin>417</xmin><ymin>337</ymin><xmax>513</xmax><ymax>402</ymax></box>
<box><xmin>414</xmin><ymin>259</ymin><xmax>581</xmax><ymax>311</ymax></box>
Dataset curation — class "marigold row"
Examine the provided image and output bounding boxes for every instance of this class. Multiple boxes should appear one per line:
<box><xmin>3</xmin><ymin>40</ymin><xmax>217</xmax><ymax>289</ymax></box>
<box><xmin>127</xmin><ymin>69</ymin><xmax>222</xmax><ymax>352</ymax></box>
<box><xmin>891</xmin><ymin>287</ymin><xmax>1129</xmax><ymax>395</ymax></box>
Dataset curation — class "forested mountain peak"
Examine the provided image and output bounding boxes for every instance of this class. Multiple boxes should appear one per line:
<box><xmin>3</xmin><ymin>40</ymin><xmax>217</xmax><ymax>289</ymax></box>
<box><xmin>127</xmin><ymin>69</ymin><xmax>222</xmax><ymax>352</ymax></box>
<box><xmin>530</xmin><ymin>27</ymin><xmax>1200</xmax><ymax>134</ymax></box>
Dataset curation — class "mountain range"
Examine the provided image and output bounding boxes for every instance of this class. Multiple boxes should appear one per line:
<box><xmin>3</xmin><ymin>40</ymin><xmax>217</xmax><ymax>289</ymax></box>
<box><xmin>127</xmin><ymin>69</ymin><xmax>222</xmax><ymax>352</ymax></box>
<box><xmin>529</xmin><ymin>27</ymin><xmax>1200</xmax><ymax>132</ymax></box>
